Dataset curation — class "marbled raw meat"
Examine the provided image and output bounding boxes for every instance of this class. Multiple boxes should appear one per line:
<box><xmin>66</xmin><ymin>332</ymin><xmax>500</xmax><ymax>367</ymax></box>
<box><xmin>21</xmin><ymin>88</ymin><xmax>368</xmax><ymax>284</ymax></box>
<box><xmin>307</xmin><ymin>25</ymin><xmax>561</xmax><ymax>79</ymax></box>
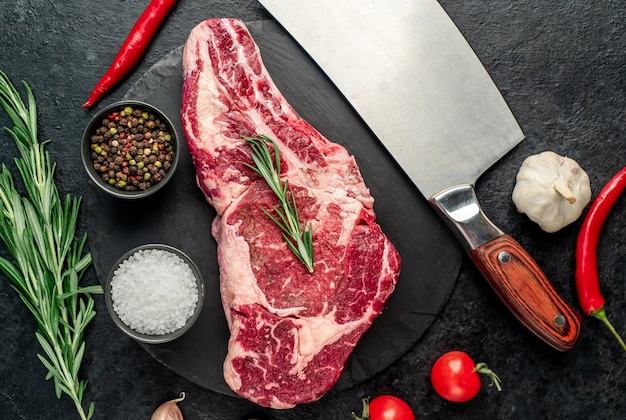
<box><xmin>181</xmin><ymin>18</ymin><xmax>401</xmax><ymax>409</ymax></box>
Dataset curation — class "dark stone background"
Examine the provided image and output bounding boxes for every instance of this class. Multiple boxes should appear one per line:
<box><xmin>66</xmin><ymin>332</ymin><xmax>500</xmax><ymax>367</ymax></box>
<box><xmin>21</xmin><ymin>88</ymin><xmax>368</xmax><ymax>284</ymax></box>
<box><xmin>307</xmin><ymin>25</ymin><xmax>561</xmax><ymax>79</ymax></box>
<box><xmin>0</xmin><ymin>1</ymin><xmax>624</xmax><ymax>419</ymax></box>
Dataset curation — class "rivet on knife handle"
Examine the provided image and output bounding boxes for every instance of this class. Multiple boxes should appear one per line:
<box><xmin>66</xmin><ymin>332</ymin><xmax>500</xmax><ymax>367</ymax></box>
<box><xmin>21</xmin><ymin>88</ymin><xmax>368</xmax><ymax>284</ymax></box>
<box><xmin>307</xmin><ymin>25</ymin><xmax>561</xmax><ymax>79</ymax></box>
<box><xmin>430</xmin><ymin>184</ymin><xmax>582</xmax><ymax>351</ymax></box>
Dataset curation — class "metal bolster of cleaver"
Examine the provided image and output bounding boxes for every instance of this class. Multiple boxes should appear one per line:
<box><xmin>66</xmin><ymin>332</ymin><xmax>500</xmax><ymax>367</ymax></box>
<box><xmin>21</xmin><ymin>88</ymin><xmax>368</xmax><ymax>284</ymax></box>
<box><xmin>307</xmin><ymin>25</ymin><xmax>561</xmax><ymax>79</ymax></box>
<box><xmin>430</xmin><ymin>184</ymin><xmax>504</xmax><ymax>249</ymax></box>
<box><xmin>430</xmin><ymin>184</ymin><xmax>582</xmax><ymax>352</ymax></box>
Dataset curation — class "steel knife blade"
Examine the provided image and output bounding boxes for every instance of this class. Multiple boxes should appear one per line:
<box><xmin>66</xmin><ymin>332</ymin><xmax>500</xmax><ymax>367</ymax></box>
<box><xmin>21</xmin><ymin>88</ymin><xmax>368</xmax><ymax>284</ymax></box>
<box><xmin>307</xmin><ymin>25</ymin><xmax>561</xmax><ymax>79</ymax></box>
<box><xmin>259</xmin><ymin>0</ymin><xmax>581</xmax><ymax>350</ymax></box>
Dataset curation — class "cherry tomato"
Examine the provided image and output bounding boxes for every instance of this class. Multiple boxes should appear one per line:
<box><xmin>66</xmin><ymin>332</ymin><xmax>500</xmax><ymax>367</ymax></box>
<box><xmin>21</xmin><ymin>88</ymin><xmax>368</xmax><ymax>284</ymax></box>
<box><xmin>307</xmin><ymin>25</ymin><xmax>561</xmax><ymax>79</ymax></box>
<box><xmin>369</xmin><ymin>396</ymin><xmax>415</xmax><ymax>420</ymax></box>
<box><xmin>352</xmin><ymin>395</ymin><xmax>415</xmax><ymax>420</ymax></box>
<box><xmin>430</xmin><ymin>351</ymin><xmax>502</xmax><ymax>403</ymax></box>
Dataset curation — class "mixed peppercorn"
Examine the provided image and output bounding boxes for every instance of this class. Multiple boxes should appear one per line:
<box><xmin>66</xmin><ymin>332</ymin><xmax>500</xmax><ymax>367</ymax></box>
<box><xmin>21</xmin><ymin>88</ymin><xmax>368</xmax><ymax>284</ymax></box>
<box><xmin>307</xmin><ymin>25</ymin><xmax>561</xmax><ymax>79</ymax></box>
<box><xmin>89</xmin><ymin>106</ymin><xmax>174</xmax><ymax>191</ymax></box>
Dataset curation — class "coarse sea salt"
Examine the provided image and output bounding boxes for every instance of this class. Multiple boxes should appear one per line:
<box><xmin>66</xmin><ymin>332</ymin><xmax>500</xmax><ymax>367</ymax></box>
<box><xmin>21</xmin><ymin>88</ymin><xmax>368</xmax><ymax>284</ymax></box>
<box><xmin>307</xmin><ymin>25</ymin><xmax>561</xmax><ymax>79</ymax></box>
<box><xmin>111</xmin><ymin>248</ymin><xmax>199</xmax><ymax>335</ymax></box>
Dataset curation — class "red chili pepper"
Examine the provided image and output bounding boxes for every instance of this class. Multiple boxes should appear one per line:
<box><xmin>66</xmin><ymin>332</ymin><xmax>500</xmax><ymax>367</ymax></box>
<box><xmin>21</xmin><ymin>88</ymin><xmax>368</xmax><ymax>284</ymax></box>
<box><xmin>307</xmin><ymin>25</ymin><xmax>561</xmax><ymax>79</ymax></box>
<box><xmin>575</xmin><ymin>166</ymin><xmax>626</xmax><ymax>351</ymax></box>
<box><xmin>82</xmin><ymin>0</ymin><xmax>178</xmax><ymax>108</ymax></box>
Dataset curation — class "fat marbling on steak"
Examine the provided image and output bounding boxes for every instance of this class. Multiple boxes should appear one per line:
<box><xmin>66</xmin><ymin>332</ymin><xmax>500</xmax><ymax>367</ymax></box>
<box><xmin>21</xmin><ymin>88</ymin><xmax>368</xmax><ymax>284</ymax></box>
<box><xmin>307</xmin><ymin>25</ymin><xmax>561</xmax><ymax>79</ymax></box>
<box><xmin>181</xmin><ymin>18</ymin><xmax>401</xmax><ymax>409</ymax></box>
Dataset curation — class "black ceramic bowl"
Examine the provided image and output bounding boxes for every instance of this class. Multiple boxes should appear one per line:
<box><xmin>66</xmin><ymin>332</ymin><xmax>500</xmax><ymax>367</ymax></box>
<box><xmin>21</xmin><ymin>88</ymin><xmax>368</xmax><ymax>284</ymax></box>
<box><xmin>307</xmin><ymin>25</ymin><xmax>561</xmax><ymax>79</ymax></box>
<box><xmin>104</xmin><ymin>244</ymin><xmax>205</xmax><ymax>344</ymax></box>
<box><xmin>81</xmin><ymin>100</ymin><xmax>180</xmax><ymax>199</ymax></box>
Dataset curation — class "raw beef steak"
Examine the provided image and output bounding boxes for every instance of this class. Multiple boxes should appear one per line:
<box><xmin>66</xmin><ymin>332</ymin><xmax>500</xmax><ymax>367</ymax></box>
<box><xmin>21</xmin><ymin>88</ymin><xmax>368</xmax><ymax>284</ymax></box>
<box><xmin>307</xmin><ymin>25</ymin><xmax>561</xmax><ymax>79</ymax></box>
<box><xmin>181</xmin><ymin>18</ymin><xmax>402</xmax><ymax>409</ymax></box>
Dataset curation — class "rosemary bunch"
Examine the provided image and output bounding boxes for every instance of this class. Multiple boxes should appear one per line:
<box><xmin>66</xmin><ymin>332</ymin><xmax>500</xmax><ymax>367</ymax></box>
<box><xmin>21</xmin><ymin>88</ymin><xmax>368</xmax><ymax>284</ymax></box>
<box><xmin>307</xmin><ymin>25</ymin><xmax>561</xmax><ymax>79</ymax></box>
<box><xmin>243</xmin><ymin>135</ymin><xmax>314</xmax><ymax>272</ymax></box>
<box><xmin>0</xmin><ymin>70</ymin><xmax>102</xmax><ymax>420</ymax></box>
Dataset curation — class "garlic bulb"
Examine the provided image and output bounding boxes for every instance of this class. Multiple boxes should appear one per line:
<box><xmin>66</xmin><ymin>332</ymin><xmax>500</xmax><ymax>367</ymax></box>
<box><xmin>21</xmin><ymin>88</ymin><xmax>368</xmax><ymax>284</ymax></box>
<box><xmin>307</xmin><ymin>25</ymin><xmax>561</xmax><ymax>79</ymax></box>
<box><xmin>151</xmin><ymin>392</ymin><xmax>185</xmax><ymax>420</ymax></box>
<box><xmin>512</xmin><ymin>151</ymin><xmax>591</xmax><ymax>233</ymax></box>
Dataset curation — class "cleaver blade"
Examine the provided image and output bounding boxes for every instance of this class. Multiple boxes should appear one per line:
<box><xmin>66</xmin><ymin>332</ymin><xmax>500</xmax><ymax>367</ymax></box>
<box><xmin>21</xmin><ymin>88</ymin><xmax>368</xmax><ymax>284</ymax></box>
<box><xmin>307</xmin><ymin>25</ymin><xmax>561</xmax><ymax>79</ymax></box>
<box><xmin>259</xmin><ymin>0</ymin><xmax>581</xmax><ymax>351</ymax></box>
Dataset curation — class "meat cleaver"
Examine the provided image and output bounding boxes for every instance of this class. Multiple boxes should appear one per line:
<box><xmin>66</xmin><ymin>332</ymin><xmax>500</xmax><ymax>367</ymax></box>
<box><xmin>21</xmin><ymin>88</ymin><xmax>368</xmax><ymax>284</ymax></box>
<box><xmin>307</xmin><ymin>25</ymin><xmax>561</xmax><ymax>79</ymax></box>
<box><xmin>259</xmin><ymin>0</ymin><xmax>582</xmax><ymax>351</ymax></box>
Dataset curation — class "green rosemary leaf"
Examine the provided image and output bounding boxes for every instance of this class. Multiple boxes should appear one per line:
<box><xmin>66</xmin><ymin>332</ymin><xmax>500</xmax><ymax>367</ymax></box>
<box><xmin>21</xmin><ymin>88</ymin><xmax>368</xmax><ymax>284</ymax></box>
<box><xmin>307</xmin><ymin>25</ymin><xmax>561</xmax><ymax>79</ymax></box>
<box><xmin>57</xmin><ymin>285</ymin><xmax>105</xmax><ymax>301</ymax></box>
<box><xmin>73</xmin><ymin>342</ymin><xmax>86</xmax><ymax>379</ymax></box>
<box><xmin>87</xmin><ymin>401</ymin><xmax>95</xmax><ymax>420</ymax></box>
<box><xmin>54</xmin><ymin>377</ymin><xmax>71</xmax><ymax>400</ymax></box>
<box><xmin>13</xmin><ymin>286</ymin><xmax>45</xmax><ymax>329</ymax></box>
<box><xmin>72</xmin><ymin>251</ymin><xmax>93</xmax><ymax>274</ymax></box>
<box><xmin>35</xmin><ymin>332</ymin><xmax>60</xmax><ymax>371</ymax></box>
<box><xmin>24</xmin><ymin>82</ymin><xmax>38</xmax><ymax>140</ymax></box>
<box><xmin>242</xmin><ymin>134</ymin><xmax>314</xmax><ymax>272</ymax></box>
<box><xmin>82</xmin><ymin>298</ymin><xmax>97</xmax><ymax>325</ymax></box>
<box><xmin>23</xmin><ymin>200</ymin><xmax>50</xmax><ymax>268</ymax></box>
<box><xmin>66</xmin><ymin>267</ymin><xmax>79</xmax><ymax>320</ymax></box>
<box><xmin>0</xmin><ymin>256</ymin><xmax>23</xmax><ymax>287</ymax></box>
<box><xmin>54</xmin><ymin>382</ymin><xmax>63</xmax><ymax>400</ymax></box>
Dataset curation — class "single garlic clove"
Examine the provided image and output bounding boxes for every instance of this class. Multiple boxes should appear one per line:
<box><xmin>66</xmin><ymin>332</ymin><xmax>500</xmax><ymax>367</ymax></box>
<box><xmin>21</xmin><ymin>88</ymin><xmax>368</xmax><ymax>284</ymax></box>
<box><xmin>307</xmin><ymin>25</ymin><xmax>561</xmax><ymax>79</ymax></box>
<box><xmin>151</xmin><ymin>392</ymin><xmax>186</xmax><ymax>420</ymax></box>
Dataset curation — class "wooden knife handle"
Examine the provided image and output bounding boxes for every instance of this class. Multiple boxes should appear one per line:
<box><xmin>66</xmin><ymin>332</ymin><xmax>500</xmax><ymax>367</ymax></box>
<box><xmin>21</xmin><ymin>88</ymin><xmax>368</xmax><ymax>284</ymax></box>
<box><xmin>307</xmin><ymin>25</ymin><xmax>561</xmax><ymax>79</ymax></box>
<box><xmin>430</xmin><ymin>184</ymin><xmax>581</xmax><ymax>351</ymax></box>
<box><xmin>470</xmin><ymin>234</ymin><xmax>581</xmax><ymax>351</ymax></box>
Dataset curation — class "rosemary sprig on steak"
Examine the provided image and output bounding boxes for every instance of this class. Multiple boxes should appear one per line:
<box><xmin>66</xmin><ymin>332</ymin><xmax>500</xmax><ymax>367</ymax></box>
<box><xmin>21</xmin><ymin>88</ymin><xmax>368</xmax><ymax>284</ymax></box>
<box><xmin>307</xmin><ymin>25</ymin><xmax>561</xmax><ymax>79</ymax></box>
<box><xmin>0</xmin><ymin>70</ymin><xmax>102</xmax><ymax>420</ymax></box>
<box><xmin>243</xmin><ymin>134</ymin><xmax>314</xmax><ymax>272</ymax></box>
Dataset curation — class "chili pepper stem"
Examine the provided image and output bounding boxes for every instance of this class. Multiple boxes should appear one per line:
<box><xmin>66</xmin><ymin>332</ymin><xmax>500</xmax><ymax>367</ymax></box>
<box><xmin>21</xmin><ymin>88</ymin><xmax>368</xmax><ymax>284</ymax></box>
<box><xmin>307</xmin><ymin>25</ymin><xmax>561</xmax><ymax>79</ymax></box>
<box><xmin>591</xmin><ymin>306</ymin><xmax>626</xmax><ymax>352</ymax></box>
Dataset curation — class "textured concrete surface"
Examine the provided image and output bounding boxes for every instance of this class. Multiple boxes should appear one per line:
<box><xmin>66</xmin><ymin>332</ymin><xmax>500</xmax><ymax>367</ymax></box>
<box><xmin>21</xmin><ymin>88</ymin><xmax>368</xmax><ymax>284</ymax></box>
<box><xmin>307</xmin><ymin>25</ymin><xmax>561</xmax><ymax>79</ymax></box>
<box><xmin>0</xmin><ymin>1</ymin><xmax>625</xmax><ymax>419</ymax></box>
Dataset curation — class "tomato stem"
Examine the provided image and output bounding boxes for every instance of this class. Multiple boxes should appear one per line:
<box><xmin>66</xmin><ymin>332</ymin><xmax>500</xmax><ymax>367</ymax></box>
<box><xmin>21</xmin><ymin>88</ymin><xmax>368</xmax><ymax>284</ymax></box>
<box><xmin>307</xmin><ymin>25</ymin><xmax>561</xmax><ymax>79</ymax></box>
<box><xmin>473</xmin><ymin>363</ymin><xmax>503</xmax><ymax>392</ymax></box>
<box><xmin>351</xmin><ymin>398</ymin><xmax>370</xmax><ymax>420</ymax></box>
<box><xmin>591</xmin><ymin>306</ymin><xmax>626</xmax><ymax>351</ymax></box>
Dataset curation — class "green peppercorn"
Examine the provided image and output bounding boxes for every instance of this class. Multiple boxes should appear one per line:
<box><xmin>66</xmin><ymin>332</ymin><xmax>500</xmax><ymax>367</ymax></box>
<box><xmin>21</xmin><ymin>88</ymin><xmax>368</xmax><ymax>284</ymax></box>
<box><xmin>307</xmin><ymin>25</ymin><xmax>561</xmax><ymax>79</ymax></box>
<box><xmin>108</xmin><ymin>178</ymin><xmax>116</xmax><ymax>185</ymax></box>
<box><xmin>116</xmin><ymin>180</ymin><xmax>127</xmax><ymax>189</ymax></box>
<box><xmin>144</xmin><ymin>172</ymin><xmax>151</xmax><ymax>181</ymax></box>
<box><xmin>136</xmin><ymin>161</ymin><xmax>144</xmax><ymax>170</ymax></box>
<box><xmin>109</xmin><ymin>127</ymin><xmax>117</xmax><ymax>135</ymax></box>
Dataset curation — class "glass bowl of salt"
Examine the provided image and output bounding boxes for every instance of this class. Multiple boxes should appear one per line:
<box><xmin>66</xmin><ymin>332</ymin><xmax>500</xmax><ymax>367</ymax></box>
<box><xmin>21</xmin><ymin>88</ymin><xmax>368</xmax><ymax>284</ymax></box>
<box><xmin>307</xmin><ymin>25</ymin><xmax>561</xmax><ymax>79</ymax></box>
<box><xmin>104</xmin><ymin>243</ymin><xmax>205</xmax><ymax>344</ymax></box>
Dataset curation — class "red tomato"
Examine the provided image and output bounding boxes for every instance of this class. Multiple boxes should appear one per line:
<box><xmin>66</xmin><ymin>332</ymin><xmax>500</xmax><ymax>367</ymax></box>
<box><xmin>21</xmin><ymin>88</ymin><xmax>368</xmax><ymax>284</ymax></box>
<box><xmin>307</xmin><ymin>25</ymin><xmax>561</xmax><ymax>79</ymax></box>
<box><xmin>368</xmin><ymin>395</ymin><xmax>415</xmax><ymax>420</ymax></box>
<box><xmin>431</xmin><ymin>351</ymin><xmax>486</xmax><ymax>402</ymax></box>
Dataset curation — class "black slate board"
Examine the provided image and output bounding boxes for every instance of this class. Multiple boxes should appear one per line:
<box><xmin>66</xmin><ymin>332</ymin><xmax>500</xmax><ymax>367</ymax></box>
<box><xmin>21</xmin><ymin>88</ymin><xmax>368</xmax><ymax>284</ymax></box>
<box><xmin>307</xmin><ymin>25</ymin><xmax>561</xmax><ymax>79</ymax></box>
<box><xmin>86</xmin><ymin>19</ymin><xmax>463</xmax><ymax>396</ymax></box>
